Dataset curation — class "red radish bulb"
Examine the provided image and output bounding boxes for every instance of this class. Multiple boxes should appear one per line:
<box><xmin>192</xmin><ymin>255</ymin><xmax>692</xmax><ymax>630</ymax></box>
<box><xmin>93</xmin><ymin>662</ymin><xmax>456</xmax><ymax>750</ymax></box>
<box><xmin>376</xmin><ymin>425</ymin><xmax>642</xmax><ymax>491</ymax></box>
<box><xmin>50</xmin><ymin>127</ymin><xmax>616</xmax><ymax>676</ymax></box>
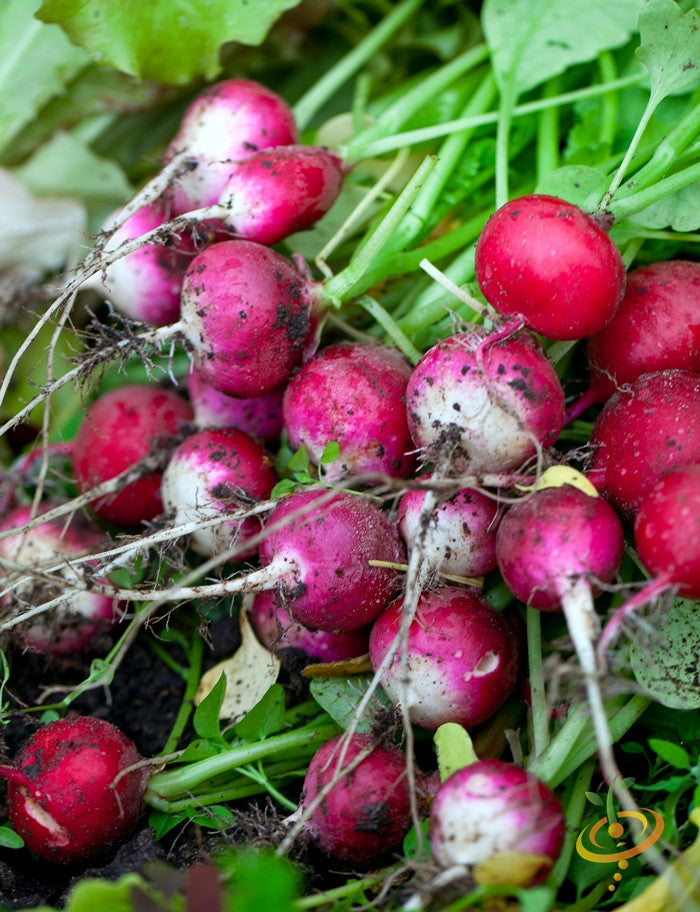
<box><xmin>368</xmin><ymin>586</ymin><xmax>520</xmax><ymax>731</ymax></box>
<box><xmin>160</xmin><ymin>427</ymin><xmax>277</xmax><ymax>558</ymax></box>
<box><xmin>72</xmin><ymin>384</ymin><xmax>193</xmax><ymax>527</ymax></box>
<box><xmin>405</xmin><ymin>326</ymin><xmax>565</xmax><ymax>473</ymax></box>
<box><xmin>474</xmin><ymin>194</ymin><xmax>626</xmax><ymax>340</ymax></box>
<box><xmin>0</xmin><ymin>504</ymin><xmax>120</xmax><ymax>655</ymax></box>
<box><xmin>293</xmin><ymin>733</ymin><xmax>413</xmax><ymax>866</ymax></box>
<box><xmin>588</xmin><ymin>369</ymin><xmax>700</xmax><ymax>520</ymax></box>
<box><xmin>0</xmin><ymin>716</ymin><xmax>149</xmax><ymax>864</ymax></box>
<box><xmin>429</xmin><ymin>760</ymin><xmax>565</xmax><ymax>878</ymax></box>
<box><xmin>187</xmin><ymin>365</ymin><xmax>284</xmax><ymax>441</ymax></box>
<box><xmin>164</xmin><ymin>78</ymin><xmax>298</xmax><ymax>214</ymax></box>
<box><xmin>282</xmin><ymin>342</ymin><xmax>416</xmax><ymax>482</ymax></box>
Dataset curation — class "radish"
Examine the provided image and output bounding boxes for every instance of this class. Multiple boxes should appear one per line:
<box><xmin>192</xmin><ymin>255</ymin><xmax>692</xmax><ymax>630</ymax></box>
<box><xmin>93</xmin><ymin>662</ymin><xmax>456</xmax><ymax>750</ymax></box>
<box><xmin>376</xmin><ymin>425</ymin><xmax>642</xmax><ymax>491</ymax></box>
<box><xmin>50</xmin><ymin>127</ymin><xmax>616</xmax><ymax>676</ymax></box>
<box><xmin>72</xmin><ymin>384</ymin><xmax>194</xmax><ymax>527</ymax></box>
<box><xmin>291</xmin><ymin>732</ymin><xmax>414</xmax><ymax>866</ymax></box>
<box><xmin>160</xmin><ymin>426</ymin><xmax>278</xmax><ymax>558</ymax></box>
<box><xmin>256</xmin><ymin>488</ymin><xmax>405</xmax><ymax>632</ymax></box>
<box><xmin>215</xmin><ymin>144</ymin><xmax>346</xmax><ymax>246</ymax></box>
<box><xmin>249</xmin><ymin>590</ymin><xmax>370</xmax><ymax>662</ymax></box>
<box><xmin>405</xmin><ymin>326</ymin><xmax>565</xmax><ymax>473</ymax></box>
<box><xmin>429</xmin><ymin>759</ymin><xmax>565</xmax><ymax>878</ymax></box>
<box><xmin>368</xmin><ymin>586</ymin><xmax>520</xmax><ymax>731</ymax></box>
<box><xmin>163</xmin><ymin>78</ymin><xmax>298</xmax><ymax>215</ymax></box>
<box><xmin>567</xmin><ymin>259</ymin><xmax>700</xmax><ymax>421</ymax></box>
<box><xmin>179</xmin><ymin>239</ymin><xmax>323</xmax><ymax>398</ymax></box>
<box><xmin>0</xmin><ymin>503</ymin><xmax>120</xmax><ymax>655</ymax></box>
<box><xmin>588</xmin><ymin>369</ymin><xmax>700</xmax><ymax>520</ymax></box>
<box><xmin>83</xmin><ymin>203</ymin><xmax>193</xmax><ymax>327</ymax></box>
<box><xmin>398</xmin><ymin>477</ymin><xmax>499</xmax><ymax>579</ymax></box>
<box><xmin>187</xmin><ymin>365</ymin><xmax>283</xmax><ymax>441</ymax></box>
<box><xmin>0</xmin><ymin>716</ymin><xmax>149</xmax><ymax>864</ymax></box>
<box><xmin>474</xmin><ymin>194</ymin><xmax>626</xmax><ymax>340</ymax></box>
<box><xmin>282</xmin><ymin>342</ymin><xmax>416</xmax><ymax>483</ymax></box>
<box><xmin>494</xmin><ymin>468</ymin><xmax>627</xmax><ymax>794</ymax></box>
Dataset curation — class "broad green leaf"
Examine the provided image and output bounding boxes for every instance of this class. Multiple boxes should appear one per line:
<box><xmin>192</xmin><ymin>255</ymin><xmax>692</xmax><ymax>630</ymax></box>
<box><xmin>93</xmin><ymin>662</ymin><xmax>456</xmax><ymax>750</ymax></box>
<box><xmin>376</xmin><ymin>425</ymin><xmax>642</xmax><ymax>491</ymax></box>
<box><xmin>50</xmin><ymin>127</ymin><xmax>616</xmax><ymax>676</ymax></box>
<box><xmin>482</xmin><ymin>0</ymin><xmax>644</xmax><ymax>95</ymax></box>
<box><xmin>234</xmin><ymin>683</ymin><xmax>286</xmax><ymax>741</ymax></box>
<box><xmin>628</xmin><ymin>180</ymin><xmax>700</xmax><ymax>230</ymax></box>
<box><xmin>648</xmin><ymin>738</ymin><xmax>691</xmax><ymax>770</ymax></box>
<box><xmin>213</xmin><ymin>847</ymin><xmax>302</xmax><ymax>912</ymax></box>
<box><xmin>434</xmin><ymin>722</ymin><xmax>478</xmax><ymax>782</ymax></box>
<box><xmin>535</xmin><ymin>164</ymin><xmax>610</xmax><ymax>211</ymax></box>
<box><xmin>0</xmin><ymin>824</ymin><xmax>24</xmax><ymax>849</ymax></box>
<box><xmin>310</xmin><ymin>674</ymin><xmax>393</xmax><ymax>732</ymax></box>
<box><xmin>630</xmin><ymin>597</ymin><xmax>700</xmax><ymax>709</ymax></box>
<box><xmin>193</xmin><ymin>671</ymin><xmax>227</xmax><ymax>740</ymax></box>
<box><xmin>37</xmin><ymin>0</ymin><xmax>302</xmax><ymax>85</ymax></box>
<box><xmin>0</xmin><ymin>0</ymin><xmax>88</xmax><ymax>155</ymax></box>
<box><xmin>637</xmin><ymin>0</ymin><xmax>700</xmax><ymax>106</ymax></box>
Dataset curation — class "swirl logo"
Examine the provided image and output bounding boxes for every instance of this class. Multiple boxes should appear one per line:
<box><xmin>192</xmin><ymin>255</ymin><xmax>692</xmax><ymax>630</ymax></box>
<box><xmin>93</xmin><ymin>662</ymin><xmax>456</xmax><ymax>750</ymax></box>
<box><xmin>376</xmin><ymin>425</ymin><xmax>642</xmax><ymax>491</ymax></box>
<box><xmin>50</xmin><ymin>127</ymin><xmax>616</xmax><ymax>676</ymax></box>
<box><xmin>575</xmin><ymin>808</ymin><xmax>665</xmax><ymax>893</ymax></box>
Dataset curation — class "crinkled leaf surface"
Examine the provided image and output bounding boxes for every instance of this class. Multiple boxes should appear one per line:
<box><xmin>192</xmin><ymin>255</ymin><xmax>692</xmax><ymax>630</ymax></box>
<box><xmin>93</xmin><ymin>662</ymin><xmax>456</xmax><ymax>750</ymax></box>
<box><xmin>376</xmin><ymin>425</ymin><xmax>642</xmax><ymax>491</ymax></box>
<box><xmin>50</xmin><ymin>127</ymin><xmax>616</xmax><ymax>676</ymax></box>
<box><xmin>637</xmin><ymin>0</ymin><xmax>700</xmax><ymax>106</ymax></box>
<box><xmin>0</xmin><ymin>0</ymin><xmax>89</xmax><ymax>154</ymax></box>
<box><xmin>36</xmin><ymin>0</ymin><xmax>302</xmax><ymax>84</ymax></box>
<box><xmin>482</xmin><ymin>0</ymin><xmax>644</xmax><ymax>95</ymax></box>
<box><xmin>629</xmin><ymin>179</ymin><xmax>700</xmax><ymax>231</ymax></box>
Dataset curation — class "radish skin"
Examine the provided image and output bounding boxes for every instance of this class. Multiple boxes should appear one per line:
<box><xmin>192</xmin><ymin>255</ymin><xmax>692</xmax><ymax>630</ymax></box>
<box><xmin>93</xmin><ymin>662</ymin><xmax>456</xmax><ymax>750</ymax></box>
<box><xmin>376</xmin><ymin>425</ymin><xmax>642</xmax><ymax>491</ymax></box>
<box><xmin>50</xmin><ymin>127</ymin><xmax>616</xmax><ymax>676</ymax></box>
<box><xmin>187</xmin><ymin>365</ymin><xmax>283</xmax><ymax>440</ymax></box>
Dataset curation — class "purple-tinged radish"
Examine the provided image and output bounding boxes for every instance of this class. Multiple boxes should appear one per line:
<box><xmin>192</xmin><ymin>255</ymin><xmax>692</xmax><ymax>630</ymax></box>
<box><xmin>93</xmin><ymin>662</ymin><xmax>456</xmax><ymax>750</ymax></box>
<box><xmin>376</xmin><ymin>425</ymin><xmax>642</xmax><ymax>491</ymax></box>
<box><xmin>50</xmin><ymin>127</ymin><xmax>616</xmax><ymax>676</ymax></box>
<box><xmin>179</xmin><ymin>240</ymin><xmax>323</xmax><ymax>397</ymax></box>
<box><xmin>216</xmin><ymin>144</ymin><xmax>346</xmax><ymax>246</ymax></box>
<box><xmin>160</xmin><ymin>427</ymin><xmax>278</xmax><ymax>558</ymax></box>
<box><xmin>0</xmin><ymin>504</ymin><xmax>120</xmax><ymax>655</ymax></box>
<box><xmin>187</xmin><ymin>365</ymin><xmax>283</xmax><ymax>441</ymax></box>
<box><xmin>588</xmin><ymin>369</ymin><xmax>700</xmax><ymax>520</ymax></box>
<box><xmin>566</xmin><ymin>260</ymin><xmax>700</xmax><ymax>421</ymax></box>
<box><xmin>429</xmin><ymin>760</ymin><xmax>565</xmax><ymax>879</ymax></box>
<box><xmin>291</xmin><ymin>732</ymin><xmax>414</xmax><ymax>866</ymax></box>
<box><xmin>72</xmin><ymin>384</ymin><xmax>193</xmax><ymax>527</ymax></box>
<box><xmin>0</xmin><ymin>716</ymin><xmax>149</xmax><ymax>863</ymax></box>
<box><xmin>249</xmin><ymin>590</ymin><xmax>370</xmax><ymax>662</ymax></box>
<box><xmin>257</xmin><ymin>488</ymin><xmax>405</xmax><ymax>631</ymax></box>
<box><xmin>495</xmin><ymin>467</ymin><xmax>628</xmax><ymax>793</ymax></box>
<box><xmin>282</xmin><ymin>342</ymin><xmax>416</xmax><ymax>483</ymax></box>
<box><xmin>163</xmin><ymin>78</ymin><xmax>298</xmax><ymax>214</ymax></box>
<box><xmin>83</xmin><ymin>203</ymin><xmax>192</xmax><ymax>326</ymax></box>
<box><xmin>474</xmin><ymin>194</ymin><xmax>626</xmax><ymax>340</ymax></box>
<box><xmin>368</xmin><ymin>586</ymin><xmax>519</xmax><ymax>731</ymax></box>
<box><xmin>405</xmin><ymin>326</ymin><xmax>565</xmax><ymax>473</ymax></box>
<box><xmin>398</xmin><ymin>477</ymin><xmax>499</xmax><ymax>579</ymax></box>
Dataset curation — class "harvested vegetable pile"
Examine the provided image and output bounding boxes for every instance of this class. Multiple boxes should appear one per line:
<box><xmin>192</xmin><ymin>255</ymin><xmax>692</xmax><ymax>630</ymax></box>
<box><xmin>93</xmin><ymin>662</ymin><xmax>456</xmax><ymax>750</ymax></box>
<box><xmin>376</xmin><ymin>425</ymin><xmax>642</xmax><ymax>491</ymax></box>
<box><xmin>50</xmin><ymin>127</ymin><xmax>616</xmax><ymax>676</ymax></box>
<box><xmin>0</xmin><ymin>1</ymin><xmax>699</xmax><ymax>910</ymax></box>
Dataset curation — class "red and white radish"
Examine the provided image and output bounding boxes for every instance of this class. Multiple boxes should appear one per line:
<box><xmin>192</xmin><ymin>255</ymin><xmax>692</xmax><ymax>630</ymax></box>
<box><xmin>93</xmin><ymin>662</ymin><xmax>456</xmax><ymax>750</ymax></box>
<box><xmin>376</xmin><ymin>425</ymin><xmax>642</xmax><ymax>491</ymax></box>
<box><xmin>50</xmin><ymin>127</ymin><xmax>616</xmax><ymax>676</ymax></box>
<box><xmin>187</xmin><ymin>365</ymin><xmax>284</xmax><ymax>441</ymax></box>
<box><xmin>163</xmin><ymin>78</ymin><xmax>298</xmax><ymax>214</ymax></box>
<box><xmin>160</xmin><ymin>426</ymin><xmax>278</xmax><ymax>558</ymax></box>
<box><xmin>0</xmin><ymin>503</ymin><xmax>120</xmax><ymax>655</ymax></box>
<box><xmin>429</xmin><ymin>759</ymin><xmax>565</xmax><ymax>878</ymax></box>
<box><xmin>72</xmin><ymin>384</ymin><xmax>193</xmax><ymax>527</ymax></box>
<box><xmin>368</xmin><ymin>586</ymin><xmax>520</xmax><ymax>731</ymax></box>
<box><xmin>282</xmin><ymin>342</ymin><xmax>416</xmax><ymax>483</ymax></box>
<box><xmin>588</xmin><ymin>369</ymin><xmax>700</xmax><ymax>520</ymax></box>
<box><xmin>405</xmin><ymin>326</ymin><xmax>565</xmax><ymax>473</ymax></box>
<box><xmin>0</xmin><ymin>716</ymin><xmax>149</xmax><ymax>864</ymax></box>
<box><xmin>474</xmin><ymin>194</ymin><xmax>626</xmax><ymax>340</ymax></box>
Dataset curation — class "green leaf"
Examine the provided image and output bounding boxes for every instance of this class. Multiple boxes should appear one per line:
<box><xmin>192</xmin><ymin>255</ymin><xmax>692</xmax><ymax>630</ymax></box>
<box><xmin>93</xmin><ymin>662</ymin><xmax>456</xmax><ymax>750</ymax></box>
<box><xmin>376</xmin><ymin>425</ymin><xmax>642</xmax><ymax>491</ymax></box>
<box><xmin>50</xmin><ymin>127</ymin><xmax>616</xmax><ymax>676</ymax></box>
<box><xmin>649</xmin><ymin>738</ymin><xmax>692</xmax><ymax>770</ymax></box>
<box><xmin>628</xmin><ymin>179</ymin><xmax>700</xmax><ymax>230</ymax></box>
<box><xmin>0</xmin><ymin>0</ymin><xmax>89</xmax><ymax>155</ymax></box>
<box><xmin>482</xmin><ymin>0</ymin><xmax>644</xmax><ymax>95</ymax></box>
<box><xmin>234</xmin><ymin>684</ymin><xmax>287</xmax><ymax>742</ymax></box>
<box><xmin>535</xmin><ymin>164</ymin><xmax>610</xmax><ymax>210</ymax></box>
<box><xmin>213</xmin><ymin>847</ymin><xmax>302</xmax><ymax>912</ymax></box>
<box><xmin>55</xmin><ymin>874</ymin><xmax>155</xmax><ymax>912</ymax></box>
<box><xmin>193</xmin><ymin>672</ymin><xmax>227</xmax><ymax>741</ymax></box>
<box><xmin>585</xmin><ymin>791</ymin><xmax>605</xmax><ymax>806</ymax></box>
<box><xmin>0</xmin><ymin>824</ymin><xmax>24</xmax><ymax>849</ymax></box>
<box><xmin>36</xmin><ymin>0</ymin><xmax>302</xmax><ymax>85</ymax></box>
<box><xmin>319</xmin><ymin>440</ymin><xmax>341</xmax><ymax>465</ymax></box>
<box><xmin>309</xmin><ymin>674</ymin><xmax>393</xmax><ymax>732</ymax></box>
<box><xmin>636</xmin><ymin>0</ymin><xmax>700</xmax><ymax>107</ymax></box>
<box><xmin>287</xmin><ymin>444</ymin><xmax>310</xmax><ymax>476</ymax></box>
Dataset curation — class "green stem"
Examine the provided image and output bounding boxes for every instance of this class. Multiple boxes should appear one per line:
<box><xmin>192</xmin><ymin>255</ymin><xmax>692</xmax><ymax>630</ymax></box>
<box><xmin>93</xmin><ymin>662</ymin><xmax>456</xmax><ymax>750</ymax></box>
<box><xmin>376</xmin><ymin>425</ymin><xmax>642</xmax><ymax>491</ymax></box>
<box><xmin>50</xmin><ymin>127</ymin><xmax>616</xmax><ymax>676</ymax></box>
<box><xmin>596</xmin><ymin>51</ymin><xmax>619</xmax><ymax>150</ymax></box>
<box><xmin>494</xmin><ymin>79</ymin><xmax>517</xmax><ymax>207</ymax></box>
<box><xmin>160</xmin><ymin>631</ymin><xmax>204</xmax><ymax>756</ymax></box>
<box><xmin>292</xmin><ymin>0</ymin><xmax>425</xmax><ymax>131</ymax></box>
<box><xmin>547</xmin><ymin>759</ymin><xmax>596</xmax><ymax>890</ymax></box>
<box><xmin>396</xmin><ymin>245</ymin><xmax>478</xmax><ymax>337</ymax></box>
<box><xmin>600</xmin><ymin>97</ymin><xmax>658</xmax><ymax>210</ymax></box>
<box><xmin>620</xmin><ymin>100</ymin><xmax>700</xmax><ymax>195</ymax></box>
<box><xmin>294</xmin><ymin>866</ymin><xmax>402</xmax><ymax>909</ymax></box>
<box><xmin>355</xmin><ymin>294</ymin><xmax>422</xmax><ymax>363</ymax></box>
<box><xmin>536</xmin><ymin>76</ymin><xmax>562</xmax><ymax>183</ymax></box>
<box><xmin>527</xmin><ymin>607</ymin><xmax>549</xmax><ymax>759</ymax></box>
<box><xmin>608</xmin><ymin>160</ymin><xmax>700</xmax><ymax>222</ymax></box>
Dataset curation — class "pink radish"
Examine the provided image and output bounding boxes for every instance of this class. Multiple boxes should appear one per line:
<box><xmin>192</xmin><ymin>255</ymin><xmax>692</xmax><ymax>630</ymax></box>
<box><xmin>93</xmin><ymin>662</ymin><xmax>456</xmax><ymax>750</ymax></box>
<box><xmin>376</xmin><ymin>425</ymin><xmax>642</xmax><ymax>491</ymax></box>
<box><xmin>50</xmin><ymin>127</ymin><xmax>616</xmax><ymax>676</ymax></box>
<box><xmin>429</xmin><ymin>759</ymin><xmax>565</xmax><ymax>878</ymax></box>
<box><xmin>187</xmin><ymin>365</ymin><xmax>283</xmax><ymax>441</ymax></box>
<box><xmin>588</xmin><ymin>369</ymin><xmax>700</xmax><ymax>520</ymax></box>
<box><xmin>405</xmin><ymin>326</ymin><xmax>565</xmax><ymax>473</ymax></box>
<box><xmin>249</xmin><ymin>590</ymin><xmax>370</xmax><ymax>662</ymax></box>
<box><xmin>179</xmin><ymin>239</ymin><xmax>323</xmax><ymax>397</ymax></box>
<box><xmin>368</xmin><ymin>586</ymin><xmax>520</xmax><ymax>731</ymax></box>
<box><xmin>291</xmin><ymin>732</ymin><xmax>414</xmax><ymax>866</ymax></box>
<box><xmin>0</xmin><ymin>504</ymin><xmax>120</xmax><ymax>655</ymax></box>
<box><xmin>398</xmin><ymin>477</ymin><xmax>499</xmax><ymax>579</ymax></box>
<box><xmin>474</xmin><ymin>194</ymin><xmax>626</xmax><ymax>340</ymax></box>
<box><xmin>0</xmin><ymin>716</ymin><xmax>149</xmax><ymax>863</ymax></box>
<box><xmin>282</xmin><ymin>342</ymin><xmax>416</xmax><ymax>483</ymax></box>
<box><xmin>567</xmin><ymin>259</ymin><xmax>700</xmax><ymax>421</ymax></box>
<box><xmin>84</xmin><ymin>203</ymin><xmax>193</xmax><ymax>326</ymax></box>
<box><xmin>160</xmin><ymin>427</ymin><xmax>278</xmax><ymax>558</ymax></box>
<box><xmin>163</xmin><ymin>78</ymin><xmax>298</xmax><ymax>214</ymax></box>
<box><xmin>72</xmin><ymin>384</ymin><xmax>193</xmax><ymax>527</ymax></box>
